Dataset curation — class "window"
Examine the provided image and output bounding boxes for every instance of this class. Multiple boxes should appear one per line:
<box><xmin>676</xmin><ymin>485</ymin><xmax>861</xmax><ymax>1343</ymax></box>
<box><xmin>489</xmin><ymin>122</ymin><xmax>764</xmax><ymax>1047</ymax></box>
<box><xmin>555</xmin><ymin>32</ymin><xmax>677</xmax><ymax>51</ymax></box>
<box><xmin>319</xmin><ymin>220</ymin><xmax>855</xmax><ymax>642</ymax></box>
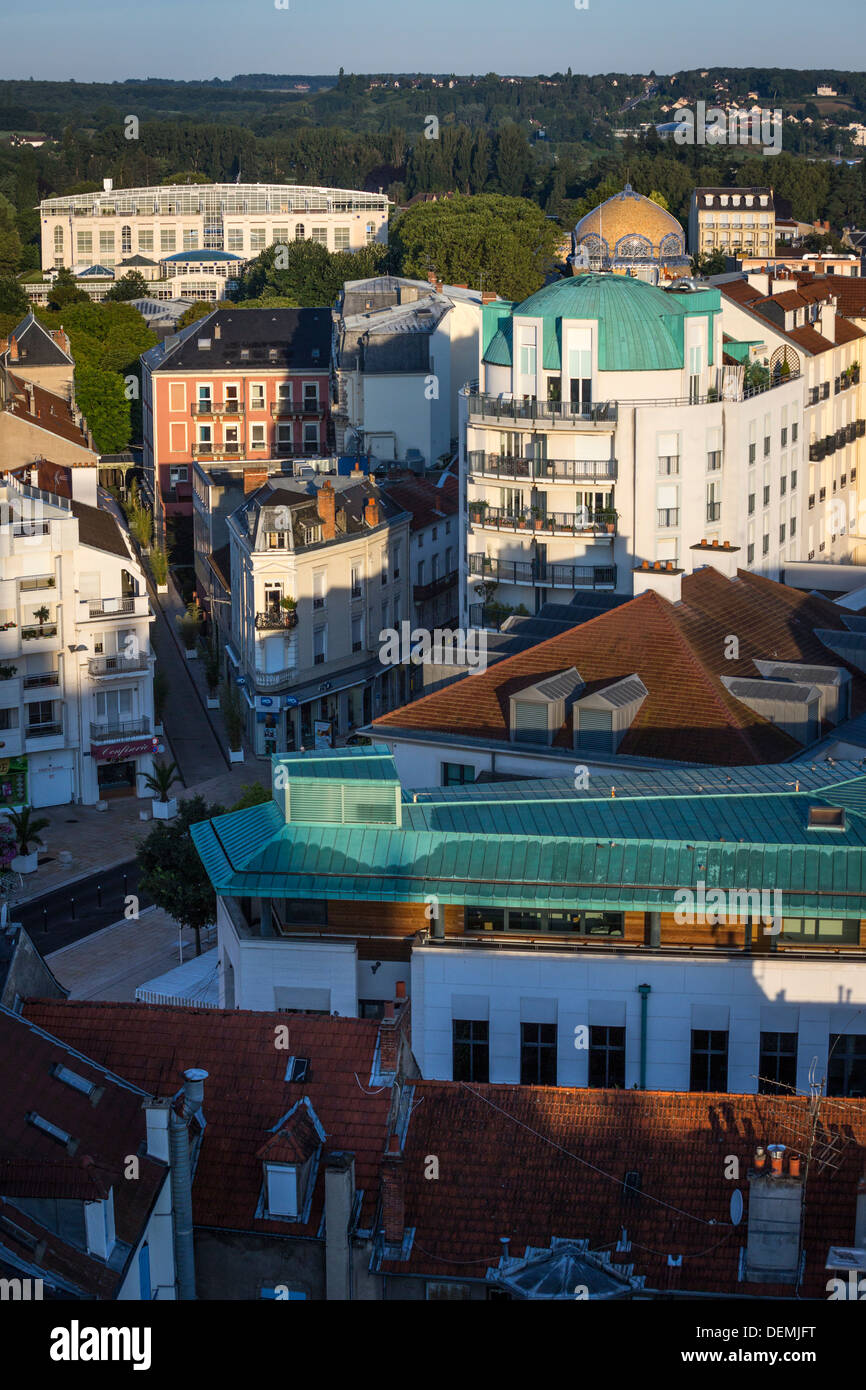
<box><xmin>763</xmin><ymin>484</ymin><xmax>770</xmax><ymax>506</ymax></box>
<box><xmin>690</xmin><ymin>1030</ymin><xmax>728</xmax><ymax>1092</ymax></box>
<box><xmin>464</xmin><ymin>907</ymin><xmax>623</xmax><ymax>936</ymax></box>
<box><xmin>780</xmin><ymin>475</ymin><xmax>787</xmax><ymax>496</ymax></box>
<box><xmin>76</xmin><ymin>231</ymin><xmax>93</xmax><ymax>256</ymax></box>
<box><xmin>350</xmin><ymin>564</ymin><xmax>363</xmax><ymax>600</ymax></box>
<box><xmin>658</xmin><ymin>455</ymin><xmax>679</xmax><ymax>475</ymax></box>
<box><xmin>313</xmin><ymin>625</ymin><xmax>326</xmax><ymax>665</ymax></box>
<box><xmin>183</xmin><ymin>228</ymin><xmax>199</xmax><ymax>252</ymax></box>
<box><xmin>366</xmin><ymin>222</ymin><xmax>376</xmax><ymax>244</ymax></box>
<box><xmin>779</xmin><ymin>917</ymin><xmax>858</xmax><ymax>944</ymax></box>
<box><xmin>312</xmin><ymin>570</ymin><xmax>326</xmax><ymax>610</ymax></box>
<box><xmin>121</xmin><ymin>224</ymin><xmax>132</xmax><ymax>255</ymax></box>
<box><xmin>518</xmin><ymin>337</ymin><xmax>536</xmax><ymax>378</ymax></box>
<box><xmin>99</xmin><ymin>231</ymin><xmax>115</xmax><ymax>261</ymax></box>
<box><xmin>588</xmin><ymin>1026</ymin><xmax>625</xmax><ymax>1088</ymax></box>
<box><xmin>226</xmin><ymin>227</ymin><xmax>244</xmax><ymax>253</ymax></box>
<box><xmin>250</xmin><ymin>423</ymin><xmax>266</xmax><ymax>449</ymax></box>
<box><xmin>295</xmin><ymin>224</ymin><xmax>306</xmax><ymax>240</ymax></box>
<box><xmin>265</xmin><ymin>1164</ymin><xmax>298</xmax><ymax>1217</ymax></box>
<box><xmin>250</xmin><ymin>227</ymin><xmax>267</xmax><ymax>252</ymax></box>
<box><xmin>250</xmin><ymin>383</ymin><xmax>265</xmax><ymax>410</ymax></box>
<box><xmin>520</xmin><ymin>1023</ymin><xmax>557</xmax><ymax>1085</ymax></box>
<box><xmin>707</xmin><ymin>450</ymin><xmax>721</xmax><ymax>471</ymax></box>
<box><xmin>161</xmin><ymin>228</ymin><xmax>176</xmax><ymax>254</ymax></box>
<box><xmin>303</xmin><ymin>423</ymin><xmax>318</xmax><ymax>454</ymax></box>
<box><xmin>0</xmin><ymin>708</ymin><xmax>18</xmax><ymax>730</ymax></box>
<box><xmin>27</xmin><ymin>700</ymin><xmax>55</xmax><ymax>728</ymax></box>
<box><xmin>452</xmin><ymin>1020</ymin><xmax>489</xmax><ymax>1082</ymax></box>
<box><xmin>351</xmin><ymin>614</ymin><xmax>363</xmax><ymax>653</ymax></box>
<box><xmin>303</xmin><ymin>382</ymin><xmax>319</xmax><ymax>409</ymax></box>
<box><xmin>758</xmin><ymin>1032</ymin><xmax>797</xmax><ymax>1095</ymax></box>
<box><xmin>443</xmin><ymin>762</ymin><xmax>475</xmax><ymax>786</ymax></box>
<box><xmin>311</xmin><ymin>226</ymin><xmax>328</xmax><ymax>244</ymax></box>
<box><xmin>391</xmin><ymin>545</ymin><xmax>401</xmax><ymax>581</ymax></box>
<box><xmin>334</xmin><ymin>227</ymin><xmax>350</xmax><ymax>251</ymax></box>
<box><xmin>358</xmin><ymin>1000</ymin><xmax>386</xmax><ymax>1020</ymax></box>
<box><xmin>748</xmin><ymin>493</ymin><xmax>755</xmax><ymax>516</ymax></box>
<box><xmin>827</xmin><ymin>1034</ymin><xmax>866</xmax><ymax>1097</ymax></box>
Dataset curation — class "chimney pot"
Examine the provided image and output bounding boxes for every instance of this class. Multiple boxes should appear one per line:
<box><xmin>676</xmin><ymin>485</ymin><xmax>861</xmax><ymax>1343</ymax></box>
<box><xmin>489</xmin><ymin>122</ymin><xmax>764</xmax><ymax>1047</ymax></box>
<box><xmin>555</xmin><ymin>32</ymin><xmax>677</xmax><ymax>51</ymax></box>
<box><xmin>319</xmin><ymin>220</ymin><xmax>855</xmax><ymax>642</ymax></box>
<box><xmin>641</xmin><ymin>559</ymin><xmax>649</xmax><ymax>570</ymax></box>
<box><xmin>768</xmin><ymin>1143</ymin><xmax>785</xmax><ymax>1175</ymax></box>
<box><xmin>395</xmin><ymin>980</ymin><xmax>406</xmax><ymax>1001</ymax></box>
<box><xmin>711</xmin><ymin>539</ymin><xmax>719</xmax><ymax>548</ymax></box>
<box><xmin>723</xmin><ymin>540</ymin><xmax>730</xmax><ymax>549</ymax></box>
<box><xmin>666</xmin><ymin>561</ymin><xmax>673</xmax><ymax>571</ymax></box>
<box><xmin>388</xmin><ymin>1134</ymin><xmax>401</xmax><ymax>1155</ymax></box>
<box><xmin>384</xmin><ymin>1000</ymin><xmax>394</xmax><ymax>1021</ymax></box>
<box><xmin>788</xmin><ymin>1154</ymin><xmax>801</xmax><ymax>1178</ymax></box>
<box><xmin>754</xmin><ymin>1146</ymin><xmax>767</xmax><ymax>1170</ymax></box>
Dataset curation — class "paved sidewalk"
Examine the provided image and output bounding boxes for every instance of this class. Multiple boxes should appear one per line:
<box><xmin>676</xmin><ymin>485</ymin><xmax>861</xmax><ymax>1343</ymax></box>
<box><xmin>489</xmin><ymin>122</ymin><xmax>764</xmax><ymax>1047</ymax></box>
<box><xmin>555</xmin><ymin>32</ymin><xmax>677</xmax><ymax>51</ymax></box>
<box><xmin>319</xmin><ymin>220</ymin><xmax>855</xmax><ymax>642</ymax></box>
<box><xmin>11</xmin><ymin>762</ymin><xmax>262</xmax><ymax>904</ymax></box>
<box><xmin>46</xmin><ymin>907</ymin><xmax>218</xmax><ymax>1001</ymax></box>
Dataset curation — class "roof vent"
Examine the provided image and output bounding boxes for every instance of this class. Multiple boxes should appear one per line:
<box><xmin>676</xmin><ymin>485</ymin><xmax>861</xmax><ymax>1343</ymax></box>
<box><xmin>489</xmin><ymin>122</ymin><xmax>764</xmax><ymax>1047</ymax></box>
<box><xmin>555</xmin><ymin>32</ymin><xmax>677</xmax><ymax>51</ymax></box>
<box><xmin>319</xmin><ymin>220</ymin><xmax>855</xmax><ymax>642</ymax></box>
<box><xmin>198</xmin><ymin>338</ymin><xmax>211</xmax><ymax>351</ymax></box>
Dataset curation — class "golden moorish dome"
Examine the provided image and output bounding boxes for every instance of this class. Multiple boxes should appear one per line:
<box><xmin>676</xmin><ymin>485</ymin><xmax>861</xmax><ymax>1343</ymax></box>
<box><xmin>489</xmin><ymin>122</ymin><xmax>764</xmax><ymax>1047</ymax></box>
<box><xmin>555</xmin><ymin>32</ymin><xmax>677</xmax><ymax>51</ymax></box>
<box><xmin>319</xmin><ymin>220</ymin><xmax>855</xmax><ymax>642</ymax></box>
<box><xmin>570</xmin><ymin>184</ymin><xmax>689</xmax><ymax>279</ymax></box>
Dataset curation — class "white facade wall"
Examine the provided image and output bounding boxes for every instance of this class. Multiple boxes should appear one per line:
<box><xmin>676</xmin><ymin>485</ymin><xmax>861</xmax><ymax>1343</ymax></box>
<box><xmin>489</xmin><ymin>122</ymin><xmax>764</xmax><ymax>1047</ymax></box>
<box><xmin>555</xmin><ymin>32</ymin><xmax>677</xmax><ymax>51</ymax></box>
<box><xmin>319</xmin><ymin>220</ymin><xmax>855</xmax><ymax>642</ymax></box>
<box><xmin>412</xmin><ymin>945</ymin><xmax>866</xmax><ymax>1094</ymax></box>
<box><xmin>0</xmin><ymin>481</ymin><xmax>154</xmax><ymax>809</ymax></box>
<box><xmin>117</xmin><ymin>1176</ymin><xmax>177</xmax><ymax>1300</ymax></box>
<box><xmin>217</xmin><ymin>900</ymin><xmax>359</xmax><ymax>1015</ymax></box>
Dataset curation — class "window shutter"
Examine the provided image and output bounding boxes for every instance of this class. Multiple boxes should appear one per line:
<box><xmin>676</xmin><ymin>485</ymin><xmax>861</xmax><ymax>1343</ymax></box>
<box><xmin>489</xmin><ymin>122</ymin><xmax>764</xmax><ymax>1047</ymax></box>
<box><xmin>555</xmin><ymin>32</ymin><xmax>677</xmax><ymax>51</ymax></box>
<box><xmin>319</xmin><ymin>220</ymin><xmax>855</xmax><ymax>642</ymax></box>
<box><xmin>575</xmin><ymin>708</ymin><xmax>613</xmax><ymax>752</ymax></box>
<box><xmin>512</xmin><ymin>701</ymin><xmax>549</xmax><ymax>744</ymax></box>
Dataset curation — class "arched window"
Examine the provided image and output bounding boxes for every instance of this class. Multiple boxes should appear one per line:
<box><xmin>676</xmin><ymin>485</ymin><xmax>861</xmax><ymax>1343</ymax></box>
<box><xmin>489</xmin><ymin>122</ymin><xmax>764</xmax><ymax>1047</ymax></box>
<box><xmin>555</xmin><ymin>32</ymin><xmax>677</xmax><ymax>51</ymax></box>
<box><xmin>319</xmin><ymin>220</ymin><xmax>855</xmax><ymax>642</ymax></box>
<box><xmin>121</xmin><ymin>225</ymin><xmax>132</xmax><ymax>255</ymax></box>
<box><xmin>659</xmin><ymin>232</ymin><xmax>685</xmax><ymax>260</ymax></box>
<box><xmin>295</xmin><ymin>224</ymin><xmax>306</xmax><ymax>240</ymax></box>
<box><xmin>53</xmin><ymin>226</ymin><xmax>64</xmax><ymax>253</ymax></box>
<box><xmin>614</xmin><ymin>233</ymin><xmax>653</xmax><ymax>261</ymax></box>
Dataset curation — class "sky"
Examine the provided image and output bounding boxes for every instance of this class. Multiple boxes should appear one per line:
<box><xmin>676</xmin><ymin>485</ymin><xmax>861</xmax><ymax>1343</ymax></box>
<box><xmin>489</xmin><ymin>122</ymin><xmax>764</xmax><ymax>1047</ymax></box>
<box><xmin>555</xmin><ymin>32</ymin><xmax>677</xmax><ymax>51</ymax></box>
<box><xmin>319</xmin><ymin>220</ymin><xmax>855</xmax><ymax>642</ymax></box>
<box><xmin>3</xmin><ymin>0</ymin><xmax>866</xmax><ymax>82</ymax></box>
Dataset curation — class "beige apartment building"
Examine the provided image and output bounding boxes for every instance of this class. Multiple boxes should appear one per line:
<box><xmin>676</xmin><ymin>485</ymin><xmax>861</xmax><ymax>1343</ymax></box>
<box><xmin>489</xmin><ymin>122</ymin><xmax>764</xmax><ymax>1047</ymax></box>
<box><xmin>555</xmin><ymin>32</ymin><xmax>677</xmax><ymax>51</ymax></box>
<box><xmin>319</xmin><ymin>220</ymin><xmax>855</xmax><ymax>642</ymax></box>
<box><xmin>226</xmin><ymin>474</ymin><xmax>410</xmax><ymax>753</ymax></box>
<box><xmin>688</xmin><ymin>187</ymin><xmax>775</xmax><ymax>258</ymax></box>
<box><xmin>39</xmin><ymin>180</ymin><xmax>390</xmax><ymax>273</ymax></box>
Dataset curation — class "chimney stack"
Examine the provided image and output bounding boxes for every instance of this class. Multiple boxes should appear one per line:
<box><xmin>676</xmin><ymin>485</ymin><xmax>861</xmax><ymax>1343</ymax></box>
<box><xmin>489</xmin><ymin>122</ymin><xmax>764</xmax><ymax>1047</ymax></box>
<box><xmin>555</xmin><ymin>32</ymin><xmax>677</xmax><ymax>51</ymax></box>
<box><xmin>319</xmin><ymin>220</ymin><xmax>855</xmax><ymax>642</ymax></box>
<box><xmin>325</xmin><ymin>1151</ymin><xmax>356</xmax><ymax>1300</ymax></box>
<box><xmin>481</xmin><ymin>291</ymin><xmax>498</xmax><ymax>305</ymax></box>
<box><xmin>317</xmin><ymin>479</ymin><xmax>337</xmax><ymax>540</ymax></box>
<box><xmin>744</xmin><ymin>1141</ymin><xmax>804</xmax><ymax>1284</ymax></box>
<box><xmin>214</xmin><ymin>322</ymin><xmax>221</xmax><ymax>339</ymax></box>
<box><xmin>8</xmin><ymin>336</ymin><xmax>18</xmax><ymax>363</ymax></box>
<box><xmin>243</xmin><ymin>467</ymin><xmax>269</xmax><ymax>495</ymax></box>
<box><xmin>381</xmin><ymin>1134</ymin><xmax>405</xmax><ymax>1247</ymax></box>
<box><xmin>365</xmin><ymin>495</ymin><xmax>380</xmax><ymax>529</ymax></box>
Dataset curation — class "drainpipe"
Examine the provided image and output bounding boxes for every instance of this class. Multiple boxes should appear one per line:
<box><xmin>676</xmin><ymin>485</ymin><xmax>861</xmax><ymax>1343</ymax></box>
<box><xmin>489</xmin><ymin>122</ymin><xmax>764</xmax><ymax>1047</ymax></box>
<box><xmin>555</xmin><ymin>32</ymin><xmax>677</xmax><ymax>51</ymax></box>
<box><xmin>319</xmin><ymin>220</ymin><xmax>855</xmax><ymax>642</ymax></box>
<box><xmin>168</xmin><ymin>1068</ymin><xmax>208</xmax><ymax>1300</ymax></box>
<box><xmin>636</xmin><ymin>984</ymin><xmax>651</xmax><ymax>1090</ymax></box>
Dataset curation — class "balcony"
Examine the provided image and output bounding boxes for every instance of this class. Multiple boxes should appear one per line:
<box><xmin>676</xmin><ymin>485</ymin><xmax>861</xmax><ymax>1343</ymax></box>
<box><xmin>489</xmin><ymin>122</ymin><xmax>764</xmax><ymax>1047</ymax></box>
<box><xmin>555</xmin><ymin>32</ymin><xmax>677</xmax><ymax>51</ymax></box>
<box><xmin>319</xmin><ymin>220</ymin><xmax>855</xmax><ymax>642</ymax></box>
<box><xmin>253</xmin><ymin>667</ymin><xmax>297</xmax><ymax>688</ymax></box>
<box><xmin>17</xmin><ymin>576</ymin><xmax>56</xmax><ymax>594</ymax></box>
<box><xmin>191</xmin><ymin>442</ymin><xmax>243</xmax><ymax>458</ymax></box>
<box><xmin>469</xmin><ymin>505</ymin><xmax>617</xmax><ymax>537</ymax></box>
<box><xmin>466</xmin><ymin>451</ymin><xmax>617</xmax><ymax>483</ymax></box>
<box><xmin>254</xmin><ymin>609</ymin><xmax>298</xmax><ymax>631</ymax></box>
<box><xmin>25</xmin><ymin>721</ymin><xmax>63</xmax><ymax>741</ymax></box>
<box><xmin>271</xmin><ymin>400</ymin><xmax>321</xmax><ymax>419</ymax></box>
<box><xmin>88</xmin><ymin>654</ymin><xmax>150</xmax><ymax>677</ymax></box>
<box><xmin>414</xmin><ymin>569</ymin><xmax>459</xmax><ymax>603</ymax></box>
<box><xmin>90</xmin><ymin>718</ymin><xmax>151</xmax><ymax>742</ymax></box>
<box><xmin>469</xmin><ymin>554</ymin><xmax>616</xmax><ymax>590</ymax></box>
<box><xmin>466</xmin><ymin>393</ymin><xmax>617</xmax><ymax>427</ymax></box>
<box><xmin>22</xmin><ymin>670</ymin><xmax>59</xmax><ymax>689</ymax></box>
<box><xmin>191</xmin><ymin>400</ymin><xmax>245</xmax><ymax>417</ymax></box>
<box><xmin>21</xmin><ymin>623</ymin><xmax>58</xmax><ymax>642</ymax></box>
<box><xmin>83</xmin><ymin>595</ymin><xmax>148</xmax><ymax>620</ymax></box>
<box><xmin>706</xmin><ymin>502</ymin><xmax>721</xmax><ymax>522</ymax></box>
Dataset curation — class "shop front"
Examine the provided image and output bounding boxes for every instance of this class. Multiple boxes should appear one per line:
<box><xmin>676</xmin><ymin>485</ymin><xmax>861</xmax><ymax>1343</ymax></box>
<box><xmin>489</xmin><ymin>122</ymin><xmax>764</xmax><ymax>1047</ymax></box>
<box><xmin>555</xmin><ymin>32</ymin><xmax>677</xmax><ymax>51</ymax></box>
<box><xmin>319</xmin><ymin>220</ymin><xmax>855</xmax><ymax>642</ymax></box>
<box><xmin>0</xmin><ymin>756</ymin><xmax>28</xmax><ymax>810</ymax></box>
<box><xmin>89</xmin><ymin>734</ymin><xmax>162</xmax><ymax>800</ymax></box>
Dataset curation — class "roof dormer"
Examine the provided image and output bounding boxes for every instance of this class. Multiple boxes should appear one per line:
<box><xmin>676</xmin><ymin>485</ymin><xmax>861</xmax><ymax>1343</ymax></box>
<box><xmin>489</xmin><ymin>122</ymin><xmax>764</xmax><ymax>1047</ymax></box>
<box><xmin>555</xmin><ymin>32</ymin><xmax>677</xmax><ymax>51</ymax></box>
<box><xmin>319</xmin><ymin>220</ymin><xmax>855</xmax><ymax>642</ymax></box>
<box><xmin>509</xmin><ymin>668</ymin><xmax>584</xmax><ymax>746</ymax></box>
<box><xmin>572</xmin><ymin>675</ymin><xmax>648</xmax><ymax>754</ymax></box>
<box><xmin>258</xmin><ymin>1098</ymin><xmax>325</xmax><ymax>1223</ymax></box>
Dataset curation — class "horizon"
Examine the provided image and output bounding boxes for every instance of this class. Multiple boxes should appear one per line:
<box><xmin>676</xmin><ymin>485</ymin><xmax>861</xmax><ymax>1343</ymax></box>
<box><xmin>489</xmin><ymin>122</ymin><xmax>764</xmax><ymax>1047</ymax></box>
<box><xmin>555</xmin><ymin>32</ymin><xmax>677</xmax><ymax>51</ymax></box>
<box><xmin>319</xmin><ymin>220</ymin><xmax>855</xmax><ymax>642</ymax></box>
<box><xmin>3</xmin><ymin>0</ymin><xmax>865</xmax><ymax>84</ymax></box>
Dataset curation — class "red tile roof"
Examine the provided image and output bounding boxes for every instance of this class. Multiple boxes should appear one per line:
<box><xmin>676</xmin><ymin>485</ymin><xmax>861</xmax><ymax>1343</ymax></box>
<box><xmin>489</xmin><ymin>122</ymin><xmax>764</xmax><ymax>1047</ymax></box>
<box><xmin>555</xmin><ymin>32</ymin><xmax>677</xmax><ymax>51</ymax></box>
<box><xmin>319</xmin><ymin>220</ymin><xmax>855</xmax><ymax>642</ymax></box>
<box><xmin>22</xmin><ymin>1001</ymin><xmax>392</xmax><ymax>1239</ymax></box>
<box><xmin>374</xmin><ymin>567</ymin><xmax>864</xmax><ymax>765</ymax></box>
<box><xmin>383</xmin><ymin>1082</ymin><xmax>866</xmax><ymax>1297</ymax></box>
<box><xmin>0</xmin><ymin>1007</ymin><xmax>167</xmax><ymax>1298</ymax></box>
<box><xmin>720</xmin><ymin>282</ymin><xmax>865</xmax><ymax>356</ymax></box>
<box><xmin>382</xmin><ymin>471</ymin><xmax>458</xmax><ymax>532</ymax></box>
<box><xmin>3</xmin><ymin>371</ymin><xmax>95</xmax><ymax>454</ymax></box>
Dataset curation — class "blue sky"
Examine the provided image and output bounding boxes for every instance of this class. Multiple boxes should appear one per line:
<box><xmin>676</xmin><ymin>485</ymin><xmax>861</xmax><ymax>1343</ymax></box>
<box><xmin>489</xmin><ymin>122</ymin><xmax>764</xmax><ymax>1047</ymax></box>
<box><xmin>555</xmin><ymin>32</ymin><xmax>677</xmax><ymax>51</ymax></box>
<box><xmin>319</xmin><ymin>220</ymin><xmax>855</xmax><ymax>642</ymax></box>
<box><xmin>3</xmin><ymin>0</ymin><xmax>865</xmax><ymax>81</ymax></box>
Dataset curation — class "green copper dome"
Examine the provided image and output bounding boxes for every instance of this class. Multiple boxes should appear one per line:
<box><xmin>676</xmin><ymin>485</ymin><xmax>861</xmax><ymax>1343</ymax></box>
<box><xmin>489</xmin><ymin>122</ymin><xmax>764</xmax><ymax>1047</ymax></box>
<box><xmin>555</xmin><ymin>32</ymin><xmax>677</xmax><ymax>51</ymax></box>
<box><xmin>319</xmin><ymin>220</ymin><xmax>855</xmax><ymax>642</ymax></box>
<box><xmin>483</xmin><ymin>273</ymin><xmax>717</xmax><ymax>373</ymax></box>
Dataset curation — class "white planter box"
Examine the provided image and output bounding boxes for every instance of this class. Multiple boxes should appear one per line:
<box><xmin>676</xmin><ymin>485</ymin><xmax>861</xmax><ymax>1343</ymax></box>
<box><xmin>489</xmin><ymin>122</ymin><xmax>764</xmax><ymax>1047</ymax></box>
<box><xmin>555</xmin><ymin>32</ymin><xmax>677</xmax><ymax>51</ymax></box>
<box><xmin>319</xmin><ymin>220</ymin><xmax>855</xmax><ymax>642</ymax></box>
<box><xmin>152</xmin><ymin>798</ymin><xmax>177</xmax><ymax>820</ymax></box>
<box><xmin>157</xmin><ymin>584</ymin><xmax>169</xmax><ymax>595</ymax></box>
<box><xmin>153</xmin><ymin>723</ymin><xmax>164</xmax><ymax>736</ymax></box>
<box><xmin>12</xmin><ymin>851</ymin><xmax>38</xmax><ymax>874</ymax></box>
<box><xmin>139</xmin><ymin>808</ymin><xmax>152</xmax><ymax>822</ymax></box>
<box><xmin>228</xmin><ymin>748</ymin><xmax>245</xmax><ymax>764</ymax></box>
<box><xmin>184</xmin><ymin>648</ymin><xmax>197</xmax><ymax>660</ymax></box>
<box><xmin>95</xmin><ymin>800</ymin><xmax>108</xmax><ymax>812</ymax></box>
<box><xmin>207</xmin><ymin>696</ymin><xmax>220</xmax><ymax>709</ymax></box>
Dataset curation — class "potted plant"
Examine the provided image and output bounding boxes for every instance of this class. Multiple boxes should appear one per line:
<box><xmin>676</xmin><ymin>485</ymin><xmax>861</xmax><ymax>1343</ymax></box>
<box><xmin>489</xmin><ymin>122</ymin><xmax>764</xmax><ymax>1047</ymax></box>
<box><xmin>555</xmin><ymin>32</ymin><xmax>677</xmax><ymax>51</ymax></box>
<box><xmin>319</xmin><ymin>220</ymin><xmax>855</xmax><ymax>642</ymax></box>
<box><xmin>220</xmin><ymin>680</ymin><xmax>245</xmax><ymax>762</ymax></box>
<box><xmin>6</xmin><ymin>805</ymin><xmax>50</xmax><ymax>874</ymax></box>
<box><xmin>153</xmin><ymin>670</ymin><xmax>168</xmax><ymax>734</ymax></box>
<box><xmin>142</xmin><ymin>759</ymin><xmax>181</xmax><ymax>819</ymax></box>
<box><xmin>177</xmin><ymin>601</ymin><xmax>202</xmax><ymax>658</ymax></box>
<box><xmin>34</xmin><ymin>604</ymin><xmax>50</xmax><ymax>632</ymax></box>
<box><xmin>202</xmin><ymin>638</ymin><xmax>221</xmax><ymax>707</ymax></box>
<box><xmin>531</xmin><ymin>506</ymin><xmax>544</xmax><ymax>530</ymax></box>
<box><xmin>150</xmin><ymin>545</ymin><xmax>169</xmax><ymax>594</ymax></box>
<box><xmin>0</xmin><ymin>664</ymin><xmax>17</xmax><ymax>681</ymax></box>
<box><xmin>279</xmin><ymin>595</ymin><xmax>298</xmax><ymax>629</ymax></box>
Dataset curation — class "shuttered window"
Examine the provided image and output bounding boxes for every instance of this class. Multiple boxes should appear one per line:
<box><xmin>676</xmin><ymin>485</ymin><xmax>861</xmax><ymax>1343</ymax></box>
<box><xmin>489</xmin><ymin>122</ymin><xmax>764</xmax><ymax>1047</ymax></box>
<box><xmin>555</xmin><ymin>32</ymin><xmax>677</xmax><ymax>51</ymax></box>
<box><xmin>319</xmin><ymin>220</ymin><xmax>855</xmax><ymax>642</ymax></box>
<box><xmin>512</xmin><ymin>701</ymin><xmax>549</xmax><ymax>744</ymax></box>
<box><xmin>575</xmin><ymin>707</ymin><xmax>613</xmax><ymax>752</ymax></box>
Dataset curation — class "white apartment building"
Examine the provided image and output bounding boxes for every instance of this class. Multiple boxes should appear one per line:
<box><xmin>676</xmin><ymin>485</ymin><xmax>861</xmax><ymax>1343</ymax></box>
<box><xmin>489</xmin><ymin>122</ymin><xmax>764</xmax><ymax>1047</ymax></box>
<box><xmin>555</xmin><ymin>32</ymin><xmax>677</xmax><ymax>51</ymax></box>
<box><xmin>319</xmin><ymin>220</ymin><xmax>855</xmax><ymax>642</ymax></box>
<box><xmin>688</xmin><ymin>187</ymin><xmax>776</xmax><ymax>258</ymax></box>
<box><xmin>332</xmin><ymin>276</ymin><xmax>489</xmax><ymax>466</ymax></box>
<box><xmin>718</xmin><ymin>272</ymin><xmax>866</xmax><ymax>567</ymax></box>
<box><xmin>227</xmin><ymin>475</ymin><xmax>411</xmax><ymax>752</ymax></box>
<box><xmin>0</xmin><ymin>476</ymin><xmax>155</xmax><ymax>808</ymax></box>
<box><xmin>39</xmin><ymin>180</ymin><xmax>390</xmax><ymax>273</ymax></box>
<box><xmin>461</xmin><ymin>272</ymin><xmax>811</xmax><ymax>624</ymax></box>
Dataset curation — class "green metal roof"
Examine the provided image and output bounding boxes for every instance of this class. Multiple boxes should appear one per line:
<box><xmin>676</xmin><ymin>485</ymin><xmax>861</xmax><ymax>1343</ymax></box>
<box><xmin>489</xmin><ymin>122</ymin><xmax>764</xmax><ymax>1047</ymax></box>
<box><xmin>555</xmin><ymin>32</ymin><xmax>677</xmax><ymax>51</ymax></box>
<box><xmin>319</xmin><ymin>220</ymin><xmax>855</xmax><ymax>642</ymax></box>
<box><xmin>271</xmin><ymin>745</ymin><xmax>399</xmax><ymax>784</ymax></box>
<box><xmin>190</xmin><ymin>754</ymin><xmax>866</xmax><ymax>917</ymax></box>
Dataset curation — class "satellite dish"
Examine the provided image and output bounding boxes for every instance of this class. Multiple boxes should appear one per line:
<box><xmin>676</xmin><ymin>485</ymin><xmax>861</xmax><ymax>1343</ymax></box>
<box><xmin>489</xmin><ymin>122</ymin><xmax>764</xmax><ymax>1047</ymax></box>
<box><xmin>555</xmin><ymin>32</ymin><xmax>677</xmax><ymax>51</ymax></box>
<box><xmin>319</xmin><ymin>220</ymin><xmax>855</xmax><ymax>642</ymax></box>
<box><xmin>730</xmin><ymin>1189</ymin><xmax>744</xmax><ymax>1226</ymax></box>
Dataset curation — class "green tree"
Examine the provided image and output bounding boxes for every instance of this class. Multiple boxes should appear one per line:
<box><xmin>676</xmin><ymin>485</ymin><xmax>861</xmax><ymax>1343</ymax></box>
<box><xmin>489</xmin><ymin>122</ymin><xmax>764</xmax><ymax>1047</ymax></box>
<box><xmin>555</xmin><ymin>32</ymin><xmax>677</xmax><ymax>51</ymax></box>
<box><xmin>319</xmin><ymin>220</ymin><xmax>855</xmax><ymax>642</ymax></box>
<box><xmin>231</xmin><ymin>782</ymin><xmax>272</xmax><ymax>811</ymax></box>
<box><xmin>0</xmin><ymin>195</ymin><xmax>22</xmax><ymax>277</ymax></box>
<box><xmin>0</xmin><ymin>277</ymin><xmax>28</xmax><ymax>317</ymax></box>
<box><xmin>137</xmin><ymin>796</ymin><xmax>225</xmax><ymax>955</ymax></box>
<box><xmin>72</xmin><ymin>362</ymin><xmax>130</xmax><ymax>453</ymax></box>
<box><xmin>105</xmin><ymin>270</ymin><xmax>149</xmax><ymax>301</ymax></box>
<box><xmin>494</xmin><ymin>124</ymin><xmax>533</xmax><ymax>197</ymax></box>
<box><xmin>47</xmin><ymin>267</ymin><xmax>88</xmax><ymax>311</ymax></box>
<box><xmin>390</xmin><ymin>194</ymin><xmax>559</xmax><ymax>302</ymax></box>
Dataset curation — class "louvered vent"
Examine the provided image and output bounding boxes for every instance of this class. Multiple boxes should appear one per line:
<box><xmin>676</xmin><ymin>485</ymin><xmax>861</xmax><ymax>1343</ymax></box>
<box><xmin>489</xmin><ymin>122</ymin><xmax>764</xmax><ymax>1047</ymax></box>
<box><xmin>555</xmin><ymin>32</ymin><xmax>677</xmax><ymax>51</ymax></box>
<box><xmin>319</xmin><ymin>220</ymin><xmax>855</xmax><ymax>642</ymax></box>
<box><xmin>512</xmin><ymin>700</ymin><xmax>550</xmax><ymax>744</ymax></box>
<box><xmin>575</xmin><ymin>708</ymin><xmax>613</xmax><ymax>753</ymax></box>
<box><xmin>286</xmin><ymin>780</ymin><xmax>399</xmax><ymax>826</ymax></box>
